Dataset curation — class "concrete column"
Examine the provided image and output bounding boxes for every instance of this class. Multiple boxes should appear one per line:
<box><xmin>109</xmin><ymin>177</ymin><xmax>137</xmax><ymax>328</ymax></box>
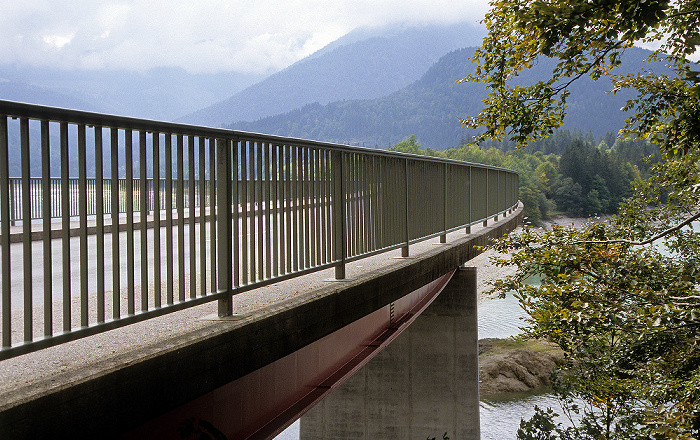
<box><xmin>444</xmin><ymin>266</ymin><xmax>480</xmax><ymax>440</ymax></box>
<box><xmin>301</xmin><ymin>266</ymin><xmax>480</xmax><ymax>440</ymax></box>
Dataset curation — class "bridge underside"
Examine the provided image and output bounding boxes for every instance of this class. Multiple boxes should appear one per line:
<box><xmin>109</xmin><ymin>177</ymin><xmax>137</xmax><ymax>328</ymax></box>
<box><xmin>125</xmin><ymin>271</ymin><xmax>455</xmax><ymax>440</ymax></box>
<box><xmin>0</xmin><ymin>204</ymin><xmax>522</xmax><ymax>440</ymax></box>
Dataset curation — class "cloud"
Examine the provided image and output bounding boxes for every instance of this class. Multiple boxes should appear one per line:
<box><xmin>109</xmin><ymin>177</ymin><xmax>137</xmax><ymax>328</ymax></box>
<box><xmin>42</xmin><ymin>32</ymin><xmax>75</xmax><ymax>49</ymax></box>
<box><xmin>0</xmin><ymin>0</ymin><xmax>489</xmax><ymax>73</ymax></box>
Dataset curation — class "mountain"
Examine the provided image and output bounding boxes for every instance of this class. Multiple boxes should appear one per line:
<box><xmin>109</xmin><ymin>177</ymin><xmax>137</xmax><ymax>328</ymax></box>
<box><xmin>180</xmin><ymin>22</ymin><xmax>486</xmax><ymax>127</ymax></box>
<box><xmin>0</xmin><ymin>65</ymin><xmax>265</xmax><ymax>121</ymax></box>
<box><xmin>0</xmin><ymin>22</ymin><xmax>485</xmax><ymax>124</ymax></box>
<box><xmin>228</xmin><ymin>47</ymin><xmax>669</xmax><ymax>149</ymax></box>
<box><xmin>0</xmin><ymin>77</ymin><xmax>99</xmax><ymax>113</ymax></box>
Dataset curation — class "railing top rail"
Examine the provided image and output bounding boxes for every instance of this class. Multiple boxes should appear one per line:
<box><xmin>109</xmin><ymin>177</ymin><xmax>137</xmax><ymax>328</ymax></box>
<box><xmin>0</xmin><ymin>99</ymin><xmax>516</xmax><ymax>174</ymax></box>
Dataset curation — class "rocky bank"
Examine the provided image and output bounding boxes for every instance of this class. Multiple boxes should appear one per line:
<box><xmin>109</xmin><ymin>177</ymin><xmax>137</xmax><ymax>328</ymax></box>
<box><xmin>471</xmin><ymin>238</ymin><xmax>568</xmax><ymax>396</ymax></box>
<box><xmin>478</xmin><ymin>338</ymin><xmax>564</xmax><ymax>395</ymax></box>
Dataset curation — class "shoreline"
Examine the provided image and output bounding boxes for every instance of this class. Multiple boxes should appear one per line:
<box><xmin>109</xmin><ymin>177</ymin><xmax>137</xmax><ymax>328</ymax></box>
<box><xmin>474</xmin><ymin>217</ymin><xmax>595</xmax><ymax>395</ymax></box>
<box><xmin>474</xmin><ymin>215</ymin><xmax>604</xmax><ymax>302</ymax></box>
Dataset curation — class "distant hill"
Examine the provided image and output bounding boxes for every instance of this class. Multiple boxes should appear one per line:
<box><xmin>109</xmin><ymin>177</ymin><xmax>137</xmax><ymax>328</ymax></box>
<box><xmin>0</xmin><ymin>77</ymin><xmax>100</xmax><ymax>113</ymax></box>
<box><xmin>229</xmin><ymin>47</ymin><xmax>669</xmax><ymax>149</ymax></box>
<box><xmin>0</xmin><ymin>65</ymin><xmax>264</xmax><ymax>121</ymax></box>
<box><xmin>180</xmin><ymin>22</ymin><xmax>486</xmax><ymax>127</ymax></box>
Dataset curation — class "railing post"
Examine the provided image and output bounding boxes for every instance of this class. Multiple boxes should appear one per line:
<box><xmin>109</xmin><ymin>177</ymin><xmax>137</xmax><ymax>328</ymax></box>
<box><xmin>440</xmin><ymin>162</ymin><xmax>447</xmax><ymax>243</ymax></box>
<box><xmin>20</xmin><ymin>118</ymin><xmax>32</xmax><ymax>341</ymax></box>
<box><xmin>8</xmin><ymin>179</ymin><xmax>15</xmax><ymax>226</ymax></box>
<box><xmin>482</xmin><ymin>169</ymin><xmax>488</xmax><ymax>227</ymax></box>
<box><xmin>41</xmin><ymin>121</ymin><xmax>52</xmax><ymax>336</ymax></box>
<box><xmin>0</xmin><ymin>116</ymin><xmax>10</xmax><ymax>348</ymax></box>
<box><xmin>402</xmin><ymin>158</ymin><xmax>410</xmax><ymax>257</ymax></box>
<box><xmin>216</xmin><ymin>138</ymin><xmax>233</xmax><ymax>316</ymax></box>
<box><xmin>494</xmin><ymin>171</ymin><xmax>500</xmax><ymax>222</ymax></box>
<box><xmin>333</xmin><ymin>150</ymin><xmax>346</xmax><ymax>279</ymax></box>
<box><xmin>466</xmin><ymin>166</ymin><xmax>472</xmax><ymax>234</ymax></box>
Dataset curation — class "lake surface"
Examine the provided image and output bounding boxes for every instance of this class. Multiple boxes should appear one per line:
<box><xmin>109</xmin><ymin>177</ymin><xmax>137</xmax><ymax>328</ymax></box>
<box><xmin>478</xmin><ymin>292</ymin><xmax>564</xmax><ymax>439</ymax></box>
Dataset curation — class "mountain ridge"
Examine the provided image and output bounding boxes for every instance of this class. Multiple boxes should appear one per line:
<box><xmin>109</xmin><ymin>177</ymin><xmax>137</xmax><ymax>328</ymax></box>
<box><xmin>180</xmin><ymin>22</ymin><xmax>486</xmax><ymax>127</ymax></box>
<box><xmin>228</xmin><ymin>46</ymin><xmax>667</xmax><ymax>149</ymax></box>
<box><xmin>0</xmin><ymin>65</ymin><xmax>265</xmax><ymax>121</ymax></box>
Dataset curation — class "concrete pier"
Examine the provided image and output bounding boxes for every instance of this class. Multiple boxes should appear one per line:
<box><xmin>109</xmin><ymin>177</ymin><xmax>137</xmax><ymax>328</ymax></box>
<box><xmin>300</xmin><ymin>266</ymin><xmax>480</xmax><ymax>440</ymax></box>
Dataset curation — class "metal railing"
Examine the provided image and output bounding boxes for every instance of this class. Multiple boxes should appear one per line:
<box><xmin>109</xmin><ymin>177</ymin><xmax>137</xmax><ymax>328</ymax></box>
<box><xmin>0</xmin><ymin>99</ymin><xmax>519</xmax><ymax>359</ymax></box>
<box><xmin>5</xmin><ymin>178</ymin><xmax>211</xmax><ymax>223</ymax></box>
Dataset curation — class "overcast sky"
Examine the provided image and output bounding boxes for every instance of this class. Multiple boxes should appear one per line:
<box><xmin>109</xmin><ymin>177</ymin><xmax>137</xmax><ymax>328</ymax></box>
<box><xmin>0</xmin><ymin>0</ymin><xmax>490</xmax><ymax>75</ymax></box>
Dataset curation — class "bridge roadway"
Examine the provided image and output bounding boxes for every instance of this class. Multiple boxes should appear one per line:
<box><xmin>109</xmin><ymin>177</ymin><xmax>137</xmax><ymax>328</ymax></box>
<box><xmin>0</xmin><ymin>204</ymin><xmax>523</xmax><ymax>439</ymax></box>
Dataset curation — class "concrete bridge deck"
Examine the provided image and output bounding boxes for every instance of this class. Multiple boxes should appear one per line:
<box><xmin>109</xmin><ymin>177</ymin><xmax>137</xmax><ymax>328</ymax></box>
<box><xmin>0</xmin><ymin>204</ymin><xmax>522</xmax><ymax>439</ymax></box>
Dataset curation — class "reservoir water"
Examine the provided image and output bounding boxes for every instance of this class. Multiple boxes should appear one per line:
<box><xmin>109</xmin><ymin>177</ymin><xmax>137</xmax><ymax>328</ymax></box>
<box><xmin>477</xmin><ymin>292</ymin><xmax>564</xmax><ymax>440</ymax></box>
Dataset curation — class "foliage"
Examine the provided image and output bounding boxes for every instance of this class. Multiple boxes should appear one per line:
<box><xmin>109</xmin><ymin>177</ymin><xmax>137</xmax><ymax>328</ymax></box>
<box><xmin>490</xmin><ymin>153</ymin><xmax>700</xmax><ymax>438</ymax></box>
<box><xmin>557</xmin><ymin>139</ymin><xmax>637</xmax><ymax>215</ymax></box>
<box><xmin>389</xmin><ymin>131</ymin><xmax>649</xmax><ymax>222</ymax></box>
<box><xmin>466</xmin><ymin>0</ymin><xmax>700</xmax><ymax>437</ymax></box>
<box><xmin>388</xmin><ymin>135</ymin><xmax>560</xmax><ymax>222</ymax></box>
<box><xmin>460</xmin><ymin>0</ymin><xmax>700</xmax><ymax>153</ymax></box>
<box><xmin>388</xmin><ymin>134</ymin><xmax>424</xmax><ymax>155</ymax></box>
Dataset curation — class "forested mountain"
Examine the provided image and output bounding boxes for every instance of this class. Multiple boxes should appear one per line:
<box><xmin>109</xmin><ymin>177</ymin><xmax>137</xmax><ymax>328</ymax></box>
<box><xmin>230</xmin><ymin>46</ymin><xmax>670</xmax><ymax>149</ymax></box>
<box><xmin>180</xmin><ymin>22</ymin><xmax>485</xmax><ymax>127</ymax></box>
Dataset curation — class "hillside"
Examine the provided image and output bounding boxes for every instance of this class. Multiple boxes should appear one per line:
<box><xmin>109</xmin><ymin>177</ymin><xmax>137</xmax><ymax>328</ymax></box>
<box><xmin>0</xmin><ymin>65</ymin><xmax>264</xmax><ymax>121</ymax></box>
<box><xmin>180</xmin><ymin>22</ymin><xmax>485</xmax><ymax>127</ymax></box>
<box><xmin>230</xmin><ymin>47</ymin><xmax>668</xmax><ymax>149</ymax></box>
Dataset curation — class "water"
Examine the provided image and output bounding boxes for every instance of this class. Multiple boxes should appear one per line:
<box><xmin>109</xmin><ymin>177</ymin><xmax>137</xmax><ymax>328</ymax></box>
<box><xmin>480</xmin><ymin>392</ymin><xmax>564</xmax><ymax>440</ymax></box>
<box><xmin>477</xmin><ymin>292</ymin><xmax>558</xmax><ymax>439</ymax></box>
<box><xmin>274</xmin><ymin>421</ymin><xmax>299</xmax><ymax>440</ymax></box>
<box><xmin>478</xmin><ymin>292</ymin><xmax>526</xmax><ymax>339</ymax></box>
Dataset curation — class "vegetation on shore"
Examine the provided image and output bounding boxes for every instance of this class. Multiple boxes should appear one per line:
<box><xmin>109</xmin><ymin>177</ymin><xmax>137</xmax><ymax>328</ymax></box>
<box><xmin>479</xmin><ymin>337</ymin><xmax>561</xmax><ymax>357</ymax></box>
<box><xmin>389</xmin><ymin>131</ymin><xmax>657</xmax><ymax>224</ymax></box>
<box><xmin>462</xmin><ymin>0</ymin><xmax>700</xmax><ymax>438</ymax></box>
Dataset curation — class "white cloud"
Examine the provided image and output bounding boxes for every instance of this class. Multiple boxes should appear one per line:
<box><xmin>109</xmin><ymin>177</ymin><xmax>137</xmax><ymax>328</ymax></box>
<box><xmin>42</xmin><ymin>32</ymin><xmax>75</xmax><ymax>49</ymax></box>
<box><xmin>0</xmin><ymin>0</ymin><xmax>489</xmax><ymax>73</ymax></box>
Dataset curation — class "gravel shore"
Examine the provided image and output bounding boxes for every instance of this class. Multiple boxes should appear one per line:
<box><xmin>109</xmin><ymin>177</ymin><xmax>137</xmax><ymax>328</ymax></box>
<box><xmin>466</xmin><ymin>249</ymin><xmax>516</xmax><ymax>304</ymax></box>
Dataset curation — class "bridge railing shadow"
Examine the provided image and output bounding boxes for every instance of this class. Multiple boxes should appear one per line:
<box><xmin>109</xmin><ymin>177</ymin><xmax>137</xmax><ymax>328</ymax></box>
<box><xmin>0</xmin><ymin>99</ymin><xmax>519</xmax><ymax>360</ymax></box>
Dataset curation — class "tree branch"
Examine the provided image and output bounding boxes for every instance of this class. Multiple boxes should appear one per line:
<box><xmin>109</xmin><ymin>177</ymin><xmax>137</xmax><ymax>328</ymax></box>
<box><xmin>574</xmin><ymin>210</ymin><xmax>700</xmax><ymax>246</ymax></box>
<box><xmin>669</xmin><ymin>295</ymin><xmax>700</xmax><ymax>301</ymax></box>
<box><xmin>522</xmin><ymin>46</ymin><xmax>619</xmax><ymax>104</ymax></box>
<box><xmin>667</xmin><ymin>9</ymin><xmax>700</xmax><ymax>19</ymax></box>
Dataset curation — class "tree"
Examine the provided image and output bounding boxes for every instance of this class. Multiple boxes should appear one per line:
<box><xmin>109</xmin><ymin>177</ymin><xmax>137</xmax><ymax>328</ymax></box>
<box><xmin>388</xmin><ymin>134</ymin><xmax>424</xmax><ymax>155</ymax></box>
<box><xmin>490</xmin><ymin>168</ymin><xmax>700</xmax><ymax>437</ymax></box>
<box><xmin>460</xmin><ymin>0</ymin><xmax>700</xmax><ymax>154</ymax></box>
<box><xmin>534</xmin><ymin>160</ymin><xmax>560</xmax><ymax>196</ymax></box>
<box><xmin>589</xmin><ymin>174</ymin><xmax>611</xmax><ymax>213</ymax></box>
<box><xmin>463</xmin><ymin>0</ymin><xmax>700</xmax><ymax>437</ymax></box>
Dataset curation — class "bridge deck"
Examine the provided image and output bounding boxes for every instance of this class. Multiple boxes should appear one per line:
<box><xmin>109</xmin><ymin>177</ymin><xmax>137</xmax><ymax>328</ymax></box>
<box><xmin>0</xmin><ymin>224</ymin><xmax>463</xmax><ymax>395</ymax></box>
<box><xmin>0</xmin><ymin>204</ymin><xmax>522</xmax><ymax>439</ymax></box>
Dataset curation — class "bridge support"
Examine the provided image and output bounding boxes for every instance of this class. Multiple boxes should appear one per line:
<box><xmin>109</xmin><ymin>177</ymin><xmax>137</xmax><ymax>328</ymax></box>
<box><xmin>300</xmin><ymin>266</ymin><xmax>481</xmax><ymax>440</ymax></box>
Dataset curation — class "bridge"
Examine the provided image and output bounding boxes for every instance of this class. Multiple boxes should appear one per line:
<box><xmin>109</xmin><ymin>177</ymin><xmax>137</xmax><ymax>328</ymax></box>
<box><xmin>0</xmin><ymin>100</ymin><xmax>521</xmax><ymax>439</ymax></box>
